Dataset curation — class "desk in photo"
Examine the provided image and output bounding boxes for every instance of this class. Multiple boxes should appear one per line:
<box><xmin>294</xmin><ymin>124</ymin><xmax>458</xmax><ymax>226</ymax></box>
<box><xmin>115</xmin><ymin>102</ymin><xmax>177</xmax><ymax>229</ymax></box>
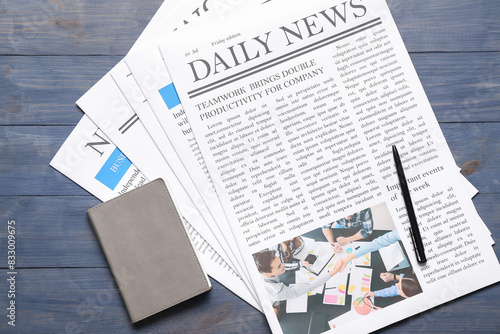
<box><xmin>278</xmin><ymin>229</ymin><xmax>411</xmax><ymax>334</ymax></box>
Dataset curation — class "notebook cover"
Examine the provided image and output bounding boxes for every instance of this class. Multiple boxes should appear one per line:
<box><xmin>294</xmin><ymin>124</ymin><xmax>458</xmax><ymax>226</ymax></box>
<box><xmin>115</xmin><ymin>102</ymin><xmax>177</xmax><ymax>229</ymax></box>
<box><xmin>87</xmin><ymin>178</ymin><xmax>211</xmax><ymax>323</ymax></box>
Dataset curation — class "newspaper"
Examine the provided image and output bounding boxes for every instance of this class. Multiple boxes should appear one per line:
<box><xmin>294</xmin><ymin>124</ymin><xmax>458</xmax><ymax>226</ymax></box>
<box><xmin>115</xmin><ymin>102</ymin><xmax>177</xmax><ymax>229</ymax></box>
<box><xmin>160</xmin><ymin>0</ymin><xmax>500</xmax><ymax>332</ymax></box>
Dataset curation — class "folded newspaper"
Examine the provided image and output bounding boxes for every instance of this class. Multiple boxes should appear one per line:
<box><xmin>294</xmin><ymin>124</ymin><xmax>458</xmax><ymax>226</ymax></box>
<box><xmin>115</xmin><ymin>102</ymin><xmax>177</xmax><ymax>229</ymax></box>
<box><xmin>51</xmin><ymin>0</ymin><xmax>500</xmax><ymax>333</ymax></box>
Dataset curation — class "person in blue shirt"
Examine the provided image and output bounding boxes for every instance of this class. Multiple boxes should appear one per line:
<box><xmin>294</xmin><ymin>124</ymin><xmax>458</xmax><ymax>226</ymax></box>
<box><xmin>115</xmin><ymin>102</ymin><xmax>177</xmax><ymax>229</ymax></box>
<box><xmin>332</xmin><ymin>229</ymin><xmax>422</xmax><ymax>304</ymax></box>
<box><xmin>364</xmin><ymin>273</ymin><xmax>422</xmax><ymax>300</ymax></box>
<box><xmin>322</xmin><ymin>208</ymin><xmax>373</xmax><ymax>253</ymax></box>
<box><xmin>337</xmin><ymin>229</ymin><xmax>401</xmax><ymax>272</ymax></box>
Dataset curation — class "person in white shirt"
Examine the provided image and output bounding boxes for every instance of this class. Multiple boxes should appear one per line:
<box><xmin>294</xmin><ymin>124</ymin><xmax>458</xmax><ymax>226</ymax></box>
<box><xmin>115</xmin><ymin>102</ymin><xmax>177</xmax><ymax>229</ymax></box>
<box><xmin>253</xmin><ymin>249</ymin><xmax>342</xmax><ymax>302</ymax></box>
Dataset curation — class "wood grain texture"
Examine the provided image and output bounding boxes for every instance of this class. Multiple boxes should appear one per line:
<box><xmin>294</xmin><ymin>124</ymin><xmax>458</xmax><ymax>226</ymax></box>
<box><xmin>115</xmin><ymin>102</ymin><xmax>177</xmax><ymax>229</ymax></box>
<box><xmin>0</xmin><ymin>0</ymin><xmax>499</xmax><ymax>332</ymax></box>
<box><xmin>1</xmin><ymin>53</ymin><xmax>499</xmax><ymax>126</ymax></box>
<box><xmin>0</xmin><ymin>56</ymin><xmax>121</xmax><ymax>125</ymax></box>
<box><xmin>0</xmin><ymin>126</ymin><xmax>90</xmax><ymax>196</ymax></box>
<box><xmin>411</xmin><ymin>53</ymin><xmax>500</xmax><ymax>123</ymax></box>
<box><xmin>1</xmin><ymin>0</ymin><xmax>499</xmax><ymax>55</ymax></box>
<box><xmin>442</xmin><ymin>123</ymin><xmax>500</xmax><ymax>193</ymax></box>
<box><xmin>0</xmin><ymin>0</ymin><xmax>164</xmax><ymax>56</ymax></box>
<box><xmin>388</xmin><ymin>0</ymin><xmax>500</xmax><ymax>52</ymax></box>
<box><xmin>0</xmin><ymin>196</ymin><xmax>103</xmax><ymax>268</ymax></box>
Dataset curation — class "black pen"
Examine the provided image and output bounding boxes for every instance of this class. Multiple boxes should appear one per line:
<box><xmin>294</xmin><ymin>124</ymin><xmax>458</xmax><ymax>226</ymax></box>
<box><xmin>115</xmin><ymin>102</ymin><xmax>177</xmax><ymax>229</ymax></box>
<box><xmin>392</xmin><ymin>145</ymin><xmax>427</xmax><ymax>263</ymax></box>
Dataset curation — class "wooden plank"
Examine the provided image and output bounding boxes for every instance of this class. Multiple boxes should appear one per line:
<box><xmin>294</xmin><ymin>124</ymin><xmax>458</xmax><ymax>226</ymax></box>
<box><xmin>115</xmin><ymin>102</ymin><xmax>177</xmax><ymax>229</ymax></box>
<box><xmin>0</xmin><ymin>269</ymin><xmax>270</xmax><ymax>333</ymax></box>
<box><xmin>442</xmin><ymin>123</ymin><xmax>500</xmax><ymax>194</ymax></box>
<box><xmin>0</xmin><ymin>56</ymin><xmax>121</xmax><ymax>125</ymax></box>
<box><xmin>0</xmin><ymin>267</ymin><xmax>498</xmax><ymax>333</ymax></box>
<box><xmin>1</xmin><ymin>0</ymin><xmax>499</xmax><ymax>55</ymax></box>
<box><xmin>0</xmin><ymin>126</ymin><xmax>91</xmax><ymax>196</ymax></box>
<box><xmin>411</xmin><ymin>53</ymin><xmax>500</xmax><ymax>123</ymax></box>
<box><xmin>474</xmin><ymin>194</ymin><xmax>500</xmax><ymax>230</ymax></box>
<box><xmin>0</xmin><ymin>196</ymin><xmax>104</xmax><ymax>268</ymax></box>
<box><xmin>0</xmin><ymin>0</ymin><xmax>163</xmax><ymax>56</ymax></box>
<box><xmin>1</xmin><ymin>53</ymin><xmax>499</xmax><ymax>126</ymax></box>
<box><xmin>389</xmin><ymin>0</ymin><xmax>500</xmax><ymax>52</ymax></box>
<box><xmin>1</xmin><ymin>122</ymin><xmax>499</xmax><ymax>195</ymax></box>
<box><xmin>0</xmin><ymin>194</ymin><xmax>497</xmax><ymax>269</ymax></box>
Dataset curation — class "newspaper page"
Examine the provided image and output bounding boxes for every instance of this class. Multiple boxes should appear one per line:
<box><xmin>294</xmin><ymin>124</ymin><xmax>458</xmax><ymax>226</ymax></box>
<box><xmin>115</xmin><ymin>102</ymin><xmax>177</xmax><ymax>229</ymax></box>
<box><xmin>161</xmin><ymin>0</ymin><xmax>500</xmax><ymax>332</ymax></box>
<box><xmin>50</xmin><ymin>115</ymin><xmax>261</xmax><ymax>311</ymax></box>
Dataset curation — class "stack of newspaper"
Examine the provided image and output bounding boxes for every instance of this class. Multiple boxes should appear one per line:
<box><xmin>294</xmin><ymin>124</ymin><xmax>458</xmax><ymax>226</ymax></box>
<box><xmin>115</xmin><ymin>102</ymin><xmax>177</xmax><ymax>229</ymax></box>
<box><xmin>50</xmin><ymin>0</ymin><xmax>500</xmax><ymax>333</ymax></box>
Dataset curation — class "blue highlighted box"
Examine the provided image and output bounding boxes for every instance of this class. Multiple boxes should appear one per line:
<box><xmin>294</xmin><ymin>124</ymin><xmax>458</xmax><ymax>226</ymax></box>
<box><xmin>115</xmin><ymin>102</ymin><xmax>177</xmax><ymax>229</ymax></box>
<box><xmin>158</xmin><ymin>83</ymin><xmax>181</xmax><ymax>109</ymax></box>
<box><xmin>95</xmin><ymin>148</ymin><xmax>132</xmax><ymax>190</ymax></box>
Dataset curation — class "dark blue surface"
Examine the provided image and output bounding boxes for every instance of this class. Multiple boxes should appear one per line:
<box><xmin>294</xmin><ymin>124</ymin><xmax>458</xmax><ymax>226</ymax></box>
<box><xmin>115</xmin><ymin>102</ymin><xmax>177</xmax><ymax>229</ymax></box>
<box><xmin>0</xmin><ymin>0</ymin><xmax>499</xmax><ymax>332</ymax></box>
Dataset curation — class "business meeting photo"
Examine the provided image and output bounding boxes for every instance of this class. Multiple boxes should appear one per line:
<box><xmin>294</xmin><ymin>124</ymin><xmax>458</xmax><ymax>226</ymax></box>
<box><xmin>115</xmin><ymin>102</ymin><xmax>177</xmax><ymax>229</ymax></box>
<box><xmin>252</xmin><ymin>202</ymin><xmax>422</xmax><ymax>333</ymax></box>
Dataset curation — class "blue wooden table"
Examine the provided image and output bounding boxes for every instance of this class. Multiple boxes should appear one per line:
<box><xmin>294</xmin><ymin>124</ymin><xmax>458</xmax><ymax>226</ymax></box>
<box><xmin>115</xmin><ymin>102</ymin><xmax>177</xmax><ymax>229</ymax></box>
<box><xmin>1</xmin><ymin>0</ymin><xmax>499</xmax><ymax>332</ymax></box>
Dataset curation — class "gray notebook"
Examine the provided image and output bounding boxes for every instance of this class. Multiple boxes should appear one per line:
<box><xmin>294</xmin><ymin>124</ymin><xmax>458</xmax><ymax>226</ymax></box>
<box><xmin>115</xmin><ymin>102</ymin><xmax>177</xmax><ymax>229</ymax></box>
<box><xmin>87</xmin><ymin>178</ymin><xmax>211</xmax><ymax>323</ymax></box>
